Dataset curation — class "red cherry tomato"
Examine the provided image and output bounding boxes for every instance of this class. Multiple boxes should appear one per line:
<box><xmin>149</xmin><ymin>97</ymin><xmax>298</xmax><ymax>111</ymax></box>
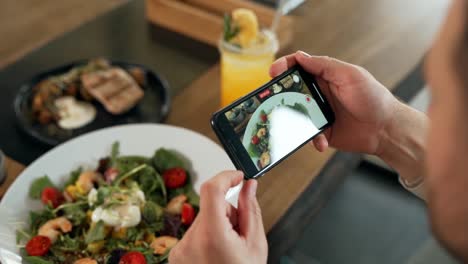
<box><xmin>41</xmin><ymin>187</ymin><xmax>64</xmax><ymax>208</ymax></box>
<box><xmin>119</xmin><ymin>251</ymin><xmax>147</xmax><ymax>264</ymax></box>
<box><xmin>251</xmin><ymin>135</ymin><xmax>259</xmax><ymax>145</ymax></box>
<box><xmin>181</xmin><ymin>203</ymin><xmax>195</xmax><ymax>225</ymax></box>
<box><xmin>25</xmin><ymin>235</ymin><xmax>51</xmax><ymax>256</ymax></box>
<box><xmin>260</xmin><ymin>114</ymin><xmax>268</xmax><ymax>123</ymax></box>
<box><xmin>163</xmin><ymin>168</ymin><xmax>187</xmax><ymax>189</ymax></box>
<box><xmin>104</xmin><ymin>167</ymin><xmax>119</xmax><ymax>183</ymax></box>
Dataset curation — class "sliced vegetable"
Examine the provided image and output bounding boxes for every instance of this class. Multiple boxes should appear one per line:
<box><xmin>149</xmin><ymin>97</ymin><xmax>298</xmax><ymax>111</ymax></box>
<box><xmin>163</xmin><ymin>168</ymin><xmax>187</xmax><ymax>189</ymax></box>
<box><xmin>181</xmin><ymin>203</ymin><xmax>195</xmax><ymax>225</ymax></box>
<box><xmin>119</xmin><ymin>251</ymin><xmax>147</xmax><ymax>264</ymax></box>
<box><xmin>251</xmin><ymin>135</ymin><xmax>259</xmax><ymax>145</ymax></box>
<box><xmin>25</xmin><ymin>235</ymin><xmax>51</xmax><ymax>256</ymax></box>
<box><xmin>41</xmin><ymin>187</ymin><xmax>64</xmax><ymax>208</ymax></box>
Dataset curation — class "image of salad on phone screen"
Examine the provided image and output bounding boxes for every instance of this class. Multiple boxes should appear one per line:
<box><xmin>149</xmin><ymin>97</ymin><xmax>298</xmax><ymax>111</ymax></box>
<box><xmin>225</xmin><ymin>71</ymin><xmax>328</xmax><ymax>170</ymax></box>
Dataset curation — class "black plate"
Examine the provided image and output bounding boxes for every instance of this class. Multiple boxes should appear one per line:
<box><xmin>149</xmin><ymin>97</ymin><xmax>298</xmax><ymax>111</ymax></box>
<box><xmin>14</xmin><ymin>60</ymin><xmax>171</xmax><ymax>146</ymax></box>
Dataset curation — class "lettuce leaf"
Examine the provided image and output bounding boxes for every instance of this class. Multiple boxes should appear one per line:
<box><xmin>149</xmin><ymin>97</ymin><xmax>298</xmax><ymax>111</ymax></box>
<box><xmin>152</xmin><ymin>149</ymin><xmax>187</xmax><ymax>172</ymax></box>
<box><xmin>29</xmin><ymin>176</ymin><xmax>55</xmax><ymax>199</ymax></box>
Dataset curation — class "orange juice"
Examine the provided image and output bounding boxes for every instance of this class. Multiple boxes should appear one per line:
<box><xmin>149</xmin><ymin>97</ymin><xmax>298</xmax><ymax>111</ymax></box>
<box><xmin>219</xmin><ymin>30</ymin><xmax>278</xmax><ymax>107</ymax></box>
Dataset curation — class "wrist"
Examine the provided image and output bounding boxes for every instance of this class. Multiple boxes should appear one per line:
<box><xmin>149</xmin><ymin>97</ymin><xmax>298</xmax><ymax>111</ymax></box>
<box><xmin>376</xmin><ymin>101</ymin><xmax>427</xmax><ymax>183</ymax></box>
<box><xmin>375</xmin><ymin>99</ymin><xmax>404</xmax><ymax>157</ymax></box>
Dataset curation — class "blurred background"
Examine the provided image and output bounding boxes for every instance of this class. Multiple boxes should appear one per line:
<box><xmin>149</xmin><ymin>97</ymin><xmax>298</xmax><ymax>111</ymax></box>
<box><xmin>0</xmin><ymin>0</ymin><xmax>458</xmax><ymax>263</ymax></box>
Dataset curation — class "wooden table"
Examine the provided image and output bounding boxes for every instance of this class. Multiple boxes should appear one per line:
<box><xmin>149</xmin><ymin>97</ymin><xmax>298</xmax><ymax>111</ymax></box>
<box><xmin>0</xmin><ymin>0</ymin><xmax>449</xmax><ymax>262</ymax></box>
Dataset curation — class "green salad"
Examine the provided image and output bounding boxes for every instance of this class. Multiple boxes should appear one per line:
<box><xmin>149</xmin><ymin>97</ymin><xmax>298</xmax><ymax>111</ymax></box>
<box><xmin>17</xmin><ymin>142</ymin><xmax>199</xmax><ymax>264</ymax></box>
<box><xmin>248</xmin><ymin>99</ymin><xmax>311</xmax><ymax>169</ymax></box>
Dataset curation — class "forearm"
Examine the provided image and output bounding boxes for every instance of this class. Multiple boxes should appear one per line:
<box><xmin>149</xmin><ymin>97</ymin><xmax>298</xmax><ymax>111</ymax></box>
<box><xmin>377</xmin><ymin>101</ymin><xmax>428</xmax><ymax>185</ymax></box>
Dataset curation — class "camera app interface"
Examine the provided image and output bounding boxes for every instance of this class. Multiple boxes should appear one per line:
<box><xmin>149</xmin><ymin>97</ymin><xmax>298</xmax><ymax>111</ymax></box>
<box><xmin>224</xmin><ymin>70</ymin><xmax>329</xmax><ymax>170</ymax></box>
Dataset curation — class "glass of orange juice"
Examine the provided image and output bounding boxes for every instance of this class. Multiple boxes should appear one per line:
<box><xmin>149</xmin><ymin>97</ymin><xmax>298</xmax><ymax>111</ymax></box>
<box><xmin>219</xmin><ymin>10</ymin><xmax>279</xmax><ymax>107</ymax></box>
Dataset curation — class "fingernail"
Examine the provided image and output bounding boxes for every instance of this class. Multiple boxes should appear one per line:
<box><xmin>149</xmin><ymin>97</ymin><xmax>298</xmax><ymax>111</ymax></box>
<box><xmin>248</xmin><ymin>180</ymin><xmax>258</xmax><ymax>197</ymax></box>
<box><xmin>298</xmin><ymin>50</ymin><xmax>311</xmax><ymax>58</ymax></box>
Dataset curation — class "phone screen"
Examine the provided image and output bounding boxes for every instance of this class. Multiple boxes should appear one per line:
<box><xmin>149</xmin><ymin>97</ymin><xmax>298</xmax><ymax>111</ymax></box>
<box><xmin>223</xmin><ymin>69</ymin><xmax>330</xmax><ymax>171</ymax></box>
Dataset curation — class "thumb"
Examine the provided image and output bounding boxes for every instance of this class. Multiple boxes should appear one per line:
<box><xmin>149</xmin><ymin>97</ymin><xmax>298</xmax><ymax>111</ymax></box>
<box><xmin>238</xmin><ymin>180</ymin><xmax>265</xmax><ymax>240</ymax></box>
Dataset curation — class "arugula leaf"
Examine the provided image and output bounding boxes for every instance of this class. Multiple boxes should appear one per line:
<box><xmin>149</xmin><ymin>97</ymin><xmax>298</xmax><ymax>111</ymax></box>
<box><xmin>23</xmin><ymin>256</ymin><xmax>53</xmax><ymax>264</ymax></box>
<box><xmin>63</xmin><ymin>167</ymin><xmax>82</xmax><ymax>188</ymax></box>
<box><xmin>85</xmin><ymin>220</ymin><xmax>106</xmax><ymax>243</ymax></box>
<box><xmin>62</xmin><ymin>202</ymin><xmax>87</xmax><ymax>225</ymax></box>
<box><xmin>110</xmin><ymin>141</ymin><xmax>120</xmax><ymax>167</ymax></box>
<box><xmin>146</xmin><ymin>191</ymin><xmax>167</xmax><ymax>206</ymax></box>
<box><xmin>114</xmin><ymin>156</ymin><xmax>149</xmax><ymax>180</ymax></box>
<box><xmin>137</xmin><ymin>166</ymin><xmax>167</xmax><ymax>204</ymax></box>
<box><xmin>125</xmin><ymin>227</ymin><xmax>145</xmax><ymax>242</ymax></box>
<box><xmin>106</xmin><ymin>238</ymin><xmax>128</xmax><ymax>252</ymax></box>
<box><xmin>287</xmin><ymin>103</ymin><xmax>309</xmax><ymax>117</ymax></box>
<box><xmin>152</xmin><ymin>148</ymin><xmax>187</xmax><ymax>172</ymax></box>
<box><xmin>29</xmin><ymin>176</ymin><xmax>55</xmax><ymax>199</ymax></box>
<box><xmin>114</xmin><ymin>164</ymin><xmax>147</xmax><ymax>186</ymax></box>
<box><xmin>248</xmin><ymin>143</ymin><xmax>261</xmax><ymax>158</ymax></box>
<box><xmin>54</xmin><ymin>234</ymin><xmax>82</xmax><ymax>252</ymax></box>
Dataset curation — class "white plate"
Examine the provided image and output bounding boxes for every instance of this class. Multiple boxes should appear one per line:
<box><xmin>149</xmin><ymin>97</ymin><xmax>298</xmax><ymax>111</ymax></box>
<box><xmin>0</xmin><ymin>124</ymin><xmax>237</xmax><ymax>254</ymax></box>
<box><xmin>242</xmin><ymin>92</ymin><xmax>327</xmax><ymax>168</ymax></box>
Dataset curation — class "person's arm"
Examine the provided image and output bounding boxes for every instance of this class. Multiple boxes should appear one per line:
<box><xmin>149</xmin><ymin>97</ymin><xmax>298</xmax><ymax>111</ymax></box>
<box><xmin>269</xmin><ymin>51</ymin><xmax>429</xmax><ymax>199</ymax></box>
<box><xmin>377</xmin><ymin>101</ymin><xmax>428</xmax><ymax>199</ymax></box>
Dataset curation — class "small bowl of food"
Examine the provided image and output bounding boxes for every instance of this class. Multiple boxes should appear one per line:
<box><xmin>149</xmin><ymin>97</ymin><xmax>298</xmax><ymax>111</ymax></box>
<box><xmin>14</xmin><ymin>58</ymin><xmax>170</xmax><ymax>146</ymax></box>
<box><xmin>226</xmin><ymin>108</ymin><xmax>246</xmax><ymax>126</ymax></box>
<box><xmin>242</xmin><ymin>98</ymin><xmax>258</xmax><ymax>113</ymax></box>
<box><xmin>290</xmin><ymin>73</ymin><xmax>303</xmax><ymax>91</ymax></box>
<box><xmin>272</xmin><ymin>83</ymin><xmax>283</xmax><ymax>94</ymax></box>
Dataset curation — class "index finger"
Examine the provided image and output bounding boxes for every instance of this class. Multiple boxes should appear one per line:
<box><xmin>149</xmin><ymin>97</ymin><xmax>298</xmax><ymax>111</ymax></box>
<box><xmin>269</xmin><ymin>53</ymin><xmax>297</xmax><ymax>78</ymax></box>
<box><xmin>200</xmin><ymin>170</ymin><xmax>244</xmax><ymax>214</ymax></box>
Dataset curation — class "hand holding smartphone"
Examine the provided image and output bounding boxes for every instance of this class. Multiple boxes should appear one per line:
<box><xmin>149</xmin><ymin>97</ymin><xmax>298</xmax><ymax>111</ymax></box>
<box><xmin>211</xmin><ymin>65</ymin><xmax>335</xmax><ymax>179</ymax></box>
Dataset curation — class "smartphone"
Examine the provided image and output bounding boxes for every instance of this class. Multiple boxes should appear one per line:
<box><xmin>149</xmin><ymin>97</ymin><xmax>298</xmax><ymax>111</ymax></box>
<box><xmin>211</xmin><ymin>65</ymin><xmax>335</xmax><ymax>179</ymax></box>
